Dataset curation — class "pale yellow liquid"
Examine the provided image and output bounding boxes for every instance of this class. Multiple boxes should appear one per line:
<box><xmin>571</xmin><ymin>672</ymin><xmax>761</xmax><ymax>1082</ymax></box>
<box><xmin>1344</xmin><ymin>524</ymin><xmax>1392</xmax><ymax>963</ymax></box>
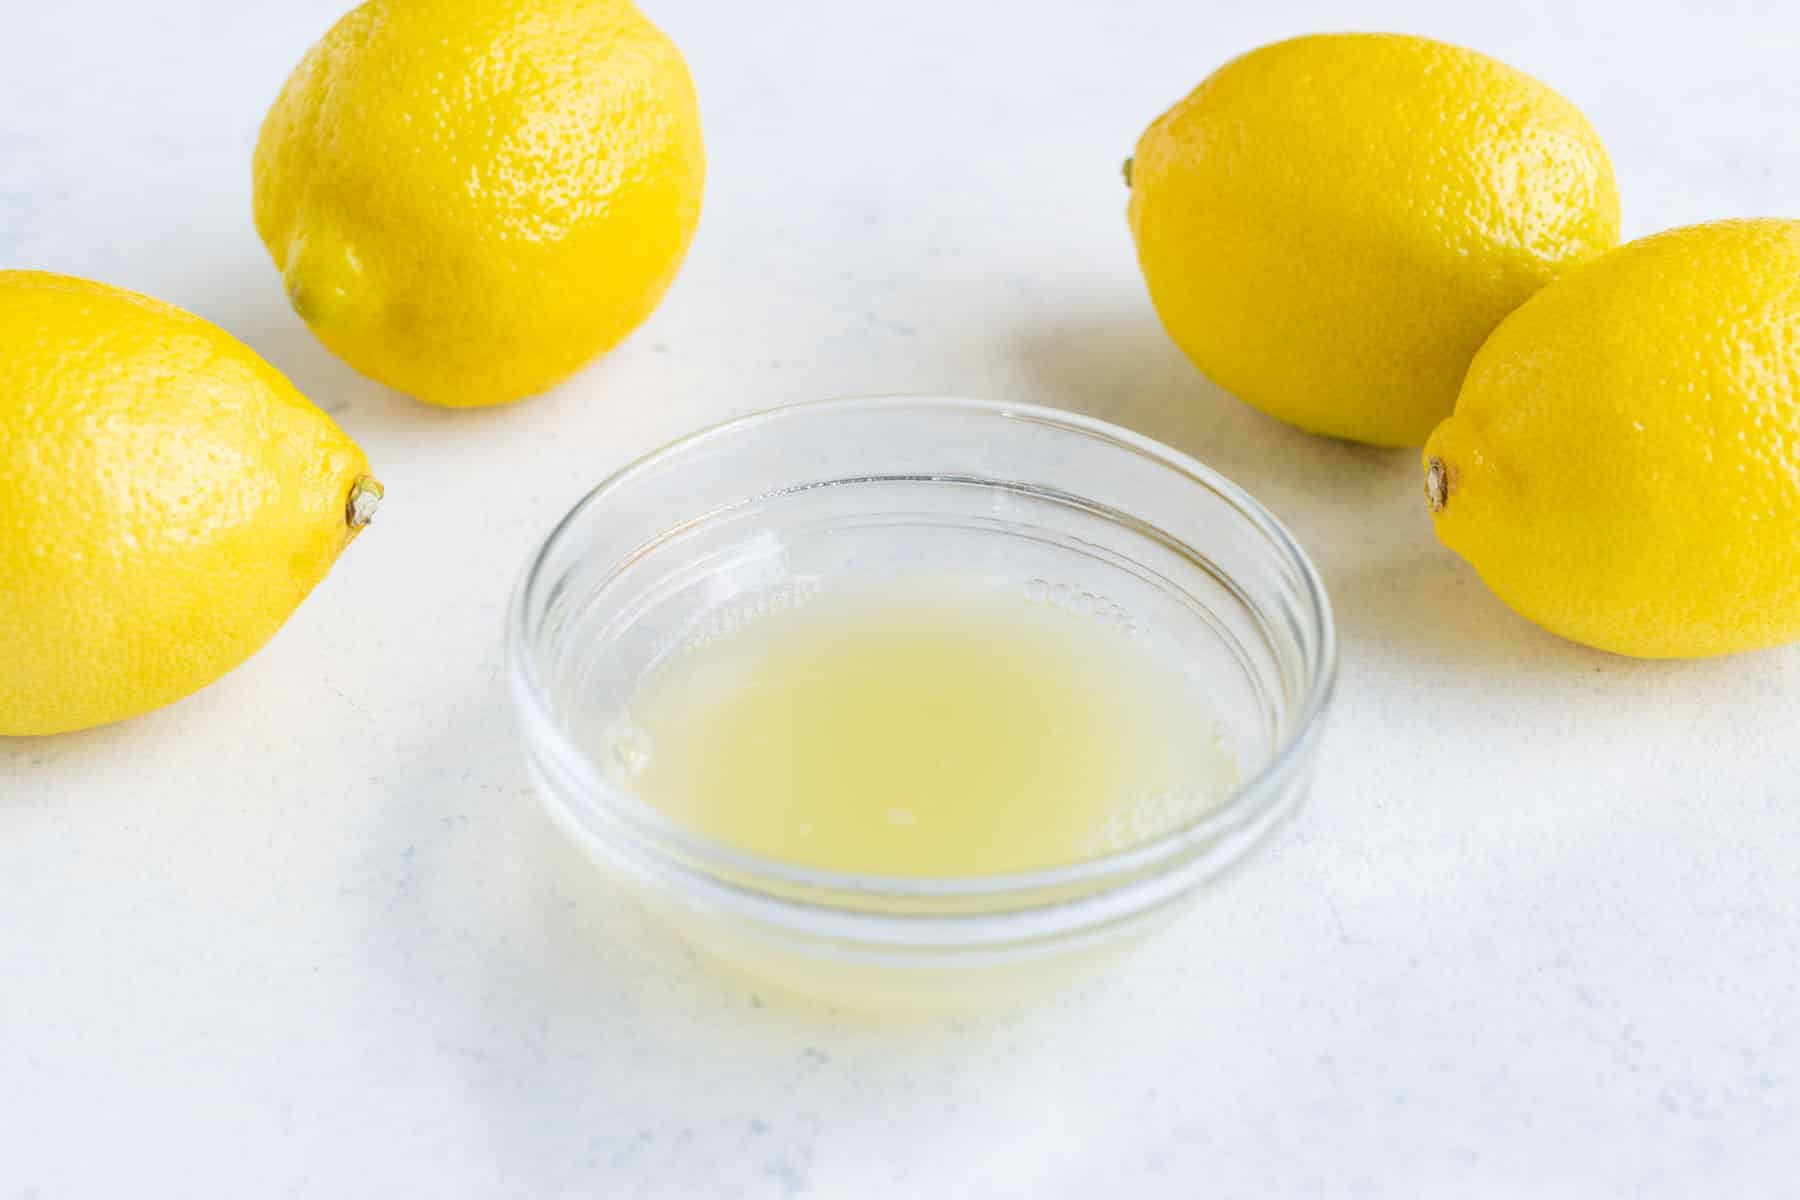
<box><xmin>605</xmin><ymin>579</ymin><xmax>1238</xmax><ymax>876</ymax></box>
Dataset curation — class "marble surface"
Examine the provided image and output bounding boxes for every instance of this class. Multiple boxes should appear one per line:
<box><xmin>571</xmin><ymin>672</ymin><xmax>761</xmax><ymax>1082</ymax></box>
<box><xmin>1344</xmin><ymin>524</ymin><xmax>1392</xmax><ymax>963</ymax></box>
<box><xmin>4</xmin><ymin>0</ymin><xmax>1798</xmax><ymax>1194</ymax></box>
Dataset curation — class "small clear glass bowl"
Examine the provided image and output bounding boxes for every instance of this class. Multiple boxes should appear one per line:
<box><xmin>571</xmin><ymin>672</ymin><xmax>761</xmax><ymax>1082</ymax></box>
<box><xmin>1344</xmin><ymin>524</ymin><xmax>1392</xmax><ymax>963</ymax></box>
<box><xmin>507</xmin><ymin>396</ymin><xmax>1336</xmax><ymax>1011</ymax></box>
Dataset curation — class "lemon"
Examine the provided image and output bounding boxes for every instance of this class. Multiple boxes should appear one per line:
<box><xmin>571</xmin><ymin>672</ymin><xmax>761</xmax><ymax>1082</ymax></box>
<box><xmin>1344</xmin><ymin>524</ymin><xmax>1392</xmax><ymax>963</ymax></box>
<box><xmin>1127</xmin><ymin>33</ymin><xmax>1619</xmax><ymax>447</ymax></box>
<box><xmin>253</xmin><ymin>0</ymin><xmax>704</xmax><ymax>409</ymax></box>
<box><xmin>0</xmin><ymin>272</ymin><xmax>379</xmax><ymax>736</ymax></box>
<box><xmin>1425</xmin><ymin>219</ymin><xmax>1800</xmax><ymax>659</ymax></box>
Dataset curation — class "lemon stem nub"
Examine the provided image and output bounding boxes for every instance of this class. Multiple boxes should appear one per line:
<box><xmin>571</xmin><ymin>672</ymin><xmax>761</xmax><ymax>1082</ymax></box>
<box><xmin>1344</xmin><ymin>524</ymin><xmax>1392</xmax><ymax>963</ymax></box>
<box><xmin>347</xmin><ymin>475</ymin><xmax>384</xmax><ymax>529</ymax></box>
<box><xmin>1121</xmin><ymin>156</ymin><xmax>1134</xmax><ymax>187</ymax></box>
<box><xmin>1425</xmin><ymin>457</ymin><xmax>1450</xmax><ymax>513</ymax></box>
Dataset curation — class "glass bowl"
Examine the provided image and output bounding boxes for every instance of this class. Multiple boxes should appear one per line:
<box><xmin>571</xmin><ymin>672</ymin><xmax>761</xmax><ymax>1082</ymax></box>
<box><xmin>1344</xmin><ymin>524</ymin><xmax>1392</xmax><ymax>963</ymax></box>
<box><xmin>507</xmin><ymin>396</ymin><xmax>1336</xmax><ymax>1011</ymax></box>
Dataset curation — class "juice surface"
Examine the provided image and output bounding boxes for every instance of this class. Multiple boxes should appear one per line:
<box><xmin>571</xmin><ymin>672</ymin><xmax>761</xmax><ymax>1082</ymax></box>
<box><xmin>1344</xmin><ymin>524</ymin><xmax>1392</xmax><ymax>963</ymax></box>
<box><xmin>606</xmin><ymin>579</ymin><xmax>1238</xmax><ymax>875</ymax></box>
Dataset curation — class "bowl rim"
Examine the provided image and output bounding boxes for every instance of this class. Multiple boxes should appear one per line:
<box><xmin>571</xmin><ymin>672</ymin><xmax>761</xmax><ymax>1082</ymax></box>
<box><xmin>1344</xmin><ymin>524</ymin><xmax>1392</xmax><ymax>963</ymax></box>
<box><xmin>506</xmin><ymin>393</ymin><xmax>1337</xmax><ymax>908</ymax></box>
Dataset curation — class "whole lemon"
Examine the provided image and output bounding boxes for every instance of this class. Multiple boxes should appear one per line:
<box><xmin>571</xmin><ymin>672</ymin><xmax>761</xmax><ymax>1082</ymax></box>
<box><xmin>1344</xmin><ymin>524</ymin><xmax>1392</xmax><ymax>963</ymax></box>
<box><xmin>1426</xmin><ymin>219</ymin><xmax>1800</xmax><ymax>659</ymax></box>
<box><xmin>1127</xmin><ymin>34</ymin><xmax>1619</xmax><ymax>447</ymax></box>
<box><xmin>253</xmin><ymin>0</ymin><xmax>704</xmax><ymax>408</ymax></box>
<box><xmin>0</xmin><ymin>272</ymin><xmax>380</xmax><ymax>736</ymax></box>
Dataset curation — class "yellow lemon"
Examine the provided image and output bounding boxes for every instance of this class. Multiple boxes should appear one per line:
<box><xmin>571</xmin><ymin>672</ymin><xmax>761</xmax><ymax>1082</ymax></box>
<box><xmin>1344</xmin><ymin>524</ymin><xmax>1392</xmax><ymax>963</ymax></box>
<box><xmin>1426</xmin><ymin>219</ymin><xmax>1800</xmax><ymax>659</ymax></box>
<box><xmin>253</xmin><ymin>0</ymin><xmax>704</xmax><ymax>408</ymax></box>
<box><xmin>1127</xmin><ymin>33</ymin><xmax>1619</xmax><ymax>447</ymax></box>
<box><xmin>0</xmin><ymin>272</ymin><xmax>379</xmax><ymax>735</ymax></box>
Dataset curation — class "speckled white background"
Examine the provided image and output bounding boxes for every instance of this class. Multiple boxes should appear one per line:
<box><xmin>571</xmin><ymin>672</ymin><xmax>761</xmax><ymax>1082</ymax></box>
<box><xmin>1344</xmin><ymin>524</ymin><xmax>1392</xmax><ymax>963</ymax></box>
<box><xmin>4</xmin><ymin>0</ymin><xmax>1799</xmax><ymax>1195</ymax></box>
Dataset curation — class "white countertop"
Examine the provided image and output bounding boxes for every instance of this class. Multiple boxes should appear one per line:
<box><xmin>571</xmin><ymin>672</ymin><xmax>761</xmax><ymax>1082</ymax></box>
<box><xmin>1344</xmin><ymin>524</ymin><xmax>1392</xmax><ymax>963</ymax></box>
<box><xmin>5</xmin><ymin>0</ymin><xmax>1798</xmax><ymax>1194</ymax></box>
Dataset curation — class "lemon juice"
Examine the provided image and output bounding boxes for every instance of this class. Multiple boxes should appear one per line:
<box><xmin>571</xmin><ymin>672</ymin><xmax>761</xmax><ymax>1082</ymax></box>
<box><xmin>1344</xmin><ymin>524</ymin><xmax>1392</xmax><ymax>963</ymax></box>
<box><xmin>604</xmin><ymin>578</ymin><xmax>1238</xmax><ymax>875</ymax></box>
